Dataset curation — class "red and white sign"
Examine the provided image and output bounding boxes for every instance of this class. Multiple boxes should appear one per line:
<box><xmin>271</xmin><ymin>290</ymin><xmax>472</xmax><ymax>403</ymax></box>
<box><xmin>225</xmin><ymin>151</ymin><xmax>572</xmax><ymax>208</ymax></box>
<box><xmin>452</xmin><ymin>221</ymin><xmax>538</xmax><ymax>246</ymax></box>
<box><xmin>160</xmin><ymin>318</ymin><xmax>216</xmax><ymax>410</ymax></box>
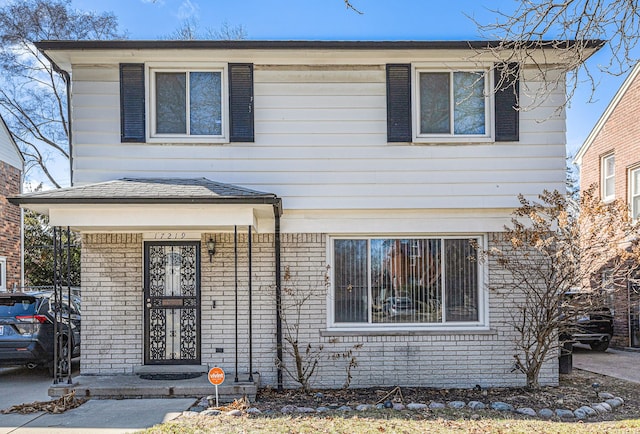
<box><xmin>208</xmin><ymin>367</ymin><xmax>225</xmax><ymax>386</ymax></box>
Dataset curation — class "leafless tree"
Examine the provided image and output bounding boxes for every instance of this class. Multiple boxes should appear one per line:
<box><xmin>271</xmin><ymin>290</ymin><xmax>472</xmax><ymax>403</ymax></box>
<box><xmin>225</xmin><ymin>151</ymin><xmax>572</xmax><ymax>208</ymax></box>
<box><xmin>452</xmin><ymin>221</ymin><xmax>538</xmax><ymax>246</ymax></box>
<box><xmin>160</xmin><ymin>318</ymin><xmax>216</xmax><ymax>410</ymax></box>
<box><xmin>479</xmin><ymin>188</ymin><xmax>640</xmax><ymax>389</ymax></box>
<box><xmin>163</xmin><ymin>18</ymin><xmax>248</xmax><ymax>41</ymax></box>
<box><xmin>275</xmin><ymin>266</ymin><xmax>329</xmax><ymax>391</ymax></box>
<box><xmin>475</xmin><ymin>1</ymin><xmax>638</xmax><ymax>107</ymax></box>
<box><xmin>0</xmin><ymin>0</ymin><xmax>123</xmax><ymax>188</ymax></box>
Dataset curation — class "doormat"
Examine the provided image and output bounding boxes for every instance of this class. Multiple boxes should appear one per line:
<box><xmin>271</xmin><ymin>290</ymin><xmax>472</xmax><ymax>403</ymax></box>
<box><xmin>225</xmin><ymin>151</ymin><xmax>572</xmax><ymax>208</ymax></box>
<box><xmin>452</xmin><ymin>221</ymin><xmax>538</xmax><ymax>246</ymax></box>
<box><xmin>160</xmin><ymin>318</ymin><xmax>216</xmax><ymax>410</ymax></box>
<box><xmin>139</xmin><ymin>372</ymin><xmax>203</xmax><ymax>380</ymax></box>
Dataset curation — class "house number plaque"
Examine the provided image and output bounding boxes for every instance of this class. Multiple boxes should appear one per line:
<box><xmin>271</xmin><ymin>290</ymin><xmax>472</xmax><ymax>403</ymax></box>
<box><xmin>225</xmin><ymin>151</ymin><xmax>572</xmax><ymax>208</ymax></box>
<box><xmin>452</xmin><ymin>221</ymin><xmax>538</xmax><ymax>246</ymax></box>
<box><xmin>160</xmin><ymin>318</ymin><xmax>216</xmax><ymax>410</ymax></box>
<box><xmin>143</xmin><ymin>232</ymin><xmax>202</xmax><ymax>240</ymax></box>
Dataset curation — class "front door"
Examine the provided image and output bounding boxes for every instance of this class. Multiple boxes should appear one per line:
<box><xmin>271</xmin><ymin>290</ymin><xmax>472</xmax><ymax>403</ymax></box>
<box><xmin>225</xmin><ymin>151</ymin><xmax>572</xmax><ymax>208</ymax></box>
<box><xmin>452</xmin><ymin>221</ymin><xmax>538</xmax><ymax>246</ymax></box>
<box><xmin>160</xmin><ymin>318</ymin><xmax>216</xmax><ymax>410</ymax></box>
<box><xmin>144</xmin><ymin>241</ymin><xmax>200</xmax><ymax>365</ymax></box>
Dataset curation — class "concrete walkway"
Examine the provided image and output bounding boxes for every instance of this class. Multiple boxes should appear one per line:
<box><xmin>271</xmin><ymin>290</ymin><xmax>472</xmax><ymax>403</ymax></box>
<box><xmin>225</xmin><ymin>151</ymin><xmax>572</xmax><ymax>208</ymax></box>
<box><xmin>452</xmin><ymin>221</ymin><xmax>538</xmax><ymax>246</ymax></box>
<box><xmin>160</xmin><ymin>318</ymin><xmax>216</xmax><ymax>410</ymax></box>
<box><xmin>573</xmin><ymin>344</ymin><xmax>640</xmax><ymax>384</ymax></box>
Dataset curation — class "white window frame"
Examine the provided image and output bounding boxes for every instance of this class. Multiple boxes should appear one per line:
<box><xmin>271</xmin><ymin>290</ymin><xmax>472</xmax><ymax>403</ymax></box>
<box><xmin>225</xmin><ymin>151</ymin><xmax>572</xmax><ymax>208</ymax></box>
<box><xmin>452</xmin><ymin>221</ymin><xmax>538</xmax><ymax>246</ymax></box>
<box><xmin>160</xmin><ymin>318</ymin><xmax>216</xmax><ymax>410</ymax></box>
<box><xmin>146</xmin><ymin>63</ymin><xmax>229</xmax><ymax>143</ymax></box>
<box><xmin>327</xmin><ymin>234</ymin><xmax>489</xmax><ymax>332</ymax></box>
<box><xmin>602</xmin><ymin>153</ymin><xmax>615</xmax><ymax>202</ymax></box>
<box><xmin>630</xmin><ymin>166</ymin><xmax>640</xmax><ymax>221</ymax></box>
<box><xmin>0</xmin><ymin>257</ymin><xmax>6</xmax><ymax>291</ymax></box>
<box><xmin>413</xmin><ymin>63</ymin><xmax>494</xmax><ymax>144</ymax></box>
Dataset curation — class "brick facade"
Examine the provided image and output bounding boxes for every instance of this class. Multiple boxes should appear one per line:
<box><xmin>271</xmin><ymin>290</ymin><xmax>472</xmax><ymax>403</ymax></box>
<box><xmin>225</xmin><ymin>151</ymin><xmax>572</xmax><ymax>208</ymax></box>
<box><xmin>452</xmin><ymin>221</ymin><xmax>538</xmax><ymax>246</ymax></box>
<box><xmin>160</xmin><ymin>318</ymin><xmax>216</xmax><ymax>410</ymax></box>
<box><xmin>80</xmin><ymin>232</ymin><xmax>557</xmax><ymax>388</ymax></box>
<box><xmin>579</xmin><ymin>67</ymin><xmax>640</xmax><ymax>348</ymax></box>
<box><xmin>0</xmin><ymin>160</ymin><xmax>21</xmax><ymax>290</ymax></box>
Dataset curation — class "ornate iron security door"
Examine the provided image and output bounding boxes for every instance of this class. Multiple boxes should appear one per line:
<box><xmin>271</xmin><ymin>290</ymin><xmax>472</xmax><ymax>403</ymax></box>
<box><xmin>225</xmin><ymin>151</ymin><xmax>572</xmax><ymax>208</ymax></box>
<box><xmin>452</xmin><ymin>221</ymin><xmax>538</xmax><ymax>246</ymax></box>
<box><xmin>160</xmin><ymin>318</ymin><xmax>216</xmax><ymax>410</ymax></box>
<box><xmin>144</xmin><ymin>241</ymin><xmax>200</xmax><ymax>365</ymax></box>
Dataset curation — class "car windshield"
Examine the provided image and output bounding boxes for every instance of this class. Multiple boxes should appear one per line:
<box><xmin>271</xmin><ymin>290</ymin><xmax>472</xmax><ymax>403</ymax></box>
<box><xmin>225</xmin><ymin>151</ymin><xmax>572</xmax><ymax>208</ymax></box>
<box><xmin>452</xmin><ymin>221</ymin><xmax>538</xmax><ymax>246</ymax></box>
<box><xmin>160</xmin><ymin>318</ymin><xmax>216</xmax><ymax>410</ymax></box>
<box><xmin>0</xmin><ymin>297</ymin><xmax>37</xmax><ymax>316</ymax></box>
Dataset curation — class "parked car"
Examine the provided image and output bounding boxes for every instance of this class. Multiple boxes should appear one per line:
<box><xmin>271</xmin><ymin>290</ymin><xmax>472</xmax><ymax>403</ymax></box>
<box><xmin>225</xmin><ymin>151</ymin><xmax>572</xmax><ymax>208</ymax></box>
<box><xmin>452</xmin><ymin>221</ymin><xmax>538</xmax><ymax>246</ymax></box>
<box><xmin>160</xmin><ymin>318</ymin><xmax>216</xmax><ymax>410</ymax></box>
<box><xmin>571</xmin><ymin>307</ymin><xmax>614</xmax><ymax>351</ymax></box>
<box><xmin>0</xmin><ymin>291</ymin><xmax>81</xmax><ymax>374</ymax></box>
<box><xmin>383</xmin><ymin>296</ymin><xmax>414</xmax><ymax>317</ymax></box>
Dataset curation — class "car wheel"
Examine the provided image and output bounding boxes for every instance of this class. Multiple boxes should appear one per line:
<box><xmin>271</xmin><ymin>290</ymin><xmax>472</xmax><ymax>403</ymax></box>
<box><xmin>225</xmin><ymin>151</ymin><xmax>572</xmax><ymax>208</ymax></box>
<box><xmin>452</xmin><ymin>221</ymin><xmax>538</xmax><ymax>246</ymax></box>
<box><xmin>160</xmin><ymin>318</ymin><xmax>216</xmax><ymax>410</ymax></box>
<box><xmin>48</xmin><ymin>338</ymin><xmax>71</xmax><ymax>376</ymax></box>
<box><xmin>590</xmin><ymin>341</ymin><xmax>609</xmax><ymax>352</ymax></box>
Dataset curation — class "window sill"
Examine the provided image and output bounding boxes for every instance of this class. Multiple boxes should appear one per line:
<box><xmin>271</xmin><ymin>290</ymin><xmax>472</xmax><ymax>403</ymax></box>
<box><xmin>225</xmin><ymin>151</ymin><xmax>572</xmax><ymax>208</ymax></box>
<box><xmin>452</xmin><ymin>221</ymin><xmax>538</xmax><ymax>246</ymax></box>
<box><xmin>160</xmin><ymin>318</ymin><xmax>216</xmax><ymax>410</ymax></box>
<box><xmin>320</xmin><ymin>327</ymin><xmax>495</xmax><ymax>337</ymax></box>
<box><xmin>411</xmin><ymin>136</ymin><xmax>494</xmax><ymax>145</ymax></box>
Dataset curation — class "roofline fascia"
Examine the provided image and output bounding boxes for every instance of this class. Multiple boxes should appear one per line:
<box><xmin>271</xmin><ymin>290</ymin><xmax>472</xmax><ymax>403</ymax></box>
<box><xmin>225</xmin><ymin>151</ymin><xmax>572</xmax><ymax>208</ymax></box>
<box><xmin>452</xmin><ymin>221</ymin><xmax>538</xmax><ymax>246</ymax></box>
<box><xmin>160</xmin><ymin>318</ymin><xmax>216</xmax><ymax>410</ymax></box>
<box><xmin>8</xmin><ymin>196</ymin><xmax>281</xmax><ymax>207</ymax></box>
<box><xmin>34</xmin><ymin>39</ymin><xmax>605</xmax><ymax>52</ymax></box>
<box><xmin>573</xmin><ymin>61</ymin><xmax>640</xmax><ymax>166</ymax></box>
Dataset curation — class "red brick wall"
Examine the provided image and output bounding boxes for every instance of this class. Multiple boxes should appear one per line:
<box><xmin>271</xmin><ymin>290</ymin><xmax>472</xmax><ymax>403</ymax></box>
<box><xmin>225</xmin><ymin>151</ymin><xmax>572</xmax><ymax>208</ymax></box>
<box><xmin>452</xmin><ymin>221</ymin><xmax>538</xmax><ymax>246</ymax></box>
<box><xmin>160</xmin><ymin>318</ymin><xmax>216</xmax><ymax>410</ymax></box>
<box><xmin>580</xmin><ymin>71</ymin><xmax>640</xmax><ymax>198</ymax></box>
<box><xmin>0</xmin><ymin>160</ymin><xmax>21</xmax><ymax>290</ymax></box>
<box><xmin>580</xmin><ymin>70</ymin><xmax>640</xmax><ymax>348</ymax></box>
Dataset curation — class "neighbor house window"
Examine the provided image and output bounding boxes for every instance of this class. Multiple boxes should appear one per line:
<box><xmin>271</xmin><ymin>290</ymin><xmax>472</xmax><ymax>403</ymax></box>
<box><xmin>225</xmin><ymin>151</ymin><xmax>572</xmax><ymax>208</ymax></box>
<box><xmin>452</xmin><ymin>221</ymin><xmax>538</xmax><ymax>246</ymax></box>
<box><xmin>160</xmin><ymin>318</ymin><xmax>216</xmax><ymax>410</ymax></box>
<box><xmin>0</xmin><ymin>257</ymin><xmax>6</xmax><ymax>291</ymax></box>
<box><xmin>150</xmin><ymin>68</ymin><xmax>224</xmax><ymax>139</ymax></box>
<box><xmin>602</xmin><ymin>154</ymin><xmax>615</xmax><ymax>202</ymax></box>
<box><xmin>631</xmin><ymin>167</ymin><xmax>640</xmax><ymax>220</ymax></box>
<box><xmin>416</xmin><ymin>70</ymin><xmax>490</xmax><ymax>139</ymax></box>
<box><xmin>332</xmin><ymin>237</ymin><xmax>483</xmax><ymax>328</ymax></box>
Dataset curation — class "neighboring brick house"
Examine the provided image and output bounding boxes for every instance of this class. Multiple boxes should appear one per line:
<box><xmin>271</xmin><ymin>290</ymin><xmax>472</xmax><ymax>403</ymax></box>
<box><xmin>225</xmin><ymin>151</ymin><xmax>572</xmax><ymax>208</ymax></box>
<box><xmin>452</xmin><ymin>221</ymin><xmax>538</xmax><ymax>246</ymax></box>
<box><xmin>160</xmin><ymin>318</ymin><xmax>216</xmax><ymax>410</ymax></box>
<box><xmin>0</xmin><ymin>114</ymin><xmax>24</xmax><ymax>292</ymax></box>
<box><xmin>11</xmin><ymin>40</ymin><xmax>599</xmax><ymax>389</ymax></box>
<box><xmin>574</xmin><ymin>62</ymin><xmax>640</xmax><ymax>349</ymax></box>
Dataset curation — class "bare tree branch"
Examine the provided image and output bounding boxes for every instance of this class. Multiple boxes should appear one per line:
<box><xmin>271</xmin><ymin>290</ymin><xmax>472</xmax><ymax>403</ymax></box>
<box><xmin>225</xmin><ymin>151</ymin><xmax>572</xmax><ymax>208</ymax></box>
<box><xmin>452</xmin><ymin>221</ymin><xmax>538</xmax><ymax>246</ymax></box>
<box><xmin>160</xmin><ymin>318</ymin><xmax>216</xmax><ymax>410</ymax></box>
<box><xmin>0</xmin><ymin>0</ymin><xmax>123</xmax><ymax>187</ymax></box>
<box><xmin>474</xmin><ymin>1</ymin><xmax>639</xmax><ymax>107</ymax></box>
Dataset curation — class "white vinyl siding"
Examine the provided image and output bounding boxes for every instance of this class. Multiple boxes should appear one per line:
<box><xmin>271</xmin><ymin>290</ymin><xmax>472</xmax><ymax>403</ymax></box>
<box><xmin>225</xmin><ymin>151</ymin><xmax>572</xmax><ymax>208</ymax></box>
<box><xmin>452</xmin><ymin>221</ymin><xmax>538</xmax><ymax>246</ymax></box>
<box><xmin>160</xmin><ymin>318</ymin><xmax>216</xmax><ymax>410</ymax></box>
<box><xmin>71</xmin><ymin>62</ymin><xmax>566</xmax><ymax>219</ymax></box>
<box><xmin>602</xmin><ymin>154</ymin><xmax>615</xmax><ymax>202</ymax></box>
<box><xmin>0</xmin><ymin>120</ymin><xmax>23</xmax><ymax>171</ymax></box>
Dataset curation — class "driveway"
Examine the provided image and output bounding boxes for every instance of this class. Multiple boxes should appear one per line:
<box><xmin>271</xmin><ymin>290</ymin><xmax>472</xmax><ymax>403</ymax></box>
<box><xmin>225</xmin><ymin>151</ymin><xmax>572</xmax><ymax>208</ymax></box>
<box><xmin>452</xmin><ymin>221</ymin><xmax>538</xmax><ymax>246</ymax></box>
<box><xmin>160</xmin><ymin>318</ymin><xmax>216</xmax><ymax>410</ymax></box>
<box><xmin>572</xmin><ymin>344</ymin><xmax>640</xmax><ymax>384</ymax></box>
<box><xmin>0</xmin><ymin>365</ymin><xmax>193</xmax><ymax>434</ymax></box>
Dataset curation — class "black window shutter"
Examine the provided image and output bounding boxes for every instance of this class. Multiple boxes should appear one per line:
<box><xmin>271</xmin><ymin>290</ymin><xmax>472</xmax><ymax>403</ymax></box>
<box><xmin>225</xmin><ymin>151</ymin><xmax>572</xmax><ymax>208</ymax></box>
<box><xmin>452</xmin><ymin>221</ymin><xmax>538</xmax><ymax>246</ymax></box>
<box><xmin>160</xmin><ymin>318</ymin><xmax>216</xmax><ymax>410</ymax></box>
<box><xmin>119</xmin><ymin>63</ymin><xmax>146</xmax><ymax>142</ymax></box>
<box><xmin>229</xmin><ymin>63</ymin><xmax>254</xmax><ymax>142</ymax></box>
<box><xmin>386</xmin><ymin>64</ymin><xmax>412</xmax><ymax>142</ymax></box>
<box><xmin>494</xmin><ymin>63</ymin><xmax>519</xmax><ymax>142</ymax></box>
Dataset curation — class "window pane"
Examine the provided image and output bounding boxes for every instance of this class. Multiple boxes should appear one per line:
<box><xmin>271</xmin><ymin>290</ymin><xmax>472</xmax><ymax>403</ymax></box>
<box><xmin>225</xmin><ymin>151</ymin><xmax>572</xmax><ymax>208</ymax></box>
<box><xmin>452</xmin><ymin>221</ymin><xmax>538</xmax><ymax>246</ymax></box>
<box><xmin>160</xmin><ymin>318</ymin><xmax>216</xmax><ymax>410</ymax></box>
<box><xmin>371</xmin><ymin>239</ymin><xmax>441</xmax><ymax>324</ymax></box>
<box><xmin>605</xmin><ymin>156</ymin><xmax>615</xmax><ymax>177</ymax></box>
<box><xmin>420</xmin><ymin>73</ymin><xmax>450</xmax><ymax>134</ymax></box>
<box><xmin>453</xmin><ymin>72</ymin><xmax>485</xmax><ymax>135</ymax></box>
<box><xmin>156</xmin><ymin>73</ymin><xmax>186</xmax><ymax>134</ymax></box>
<box><xmin>444</xmin><ymin>239</ymin><xmax>478</xmax><ymax>322</ymax></box>
<box><xmin>334</xmin><ymin>240</ymin><xmax>368</xmax><ymax>322</ymax></box>
<box><xmin>633</xmin><ymin>169</ymin><xmax>640</xmax><ymax>219</ymax></box>
<box><xmin>190</xmin><ymin>72</ymin><xmax>222</xmax><ymax>135</ymax></box>
<box><xmin>604</xmin><ymin>177</ymin><xmax>615</xmax><ymax>198</ymax></box>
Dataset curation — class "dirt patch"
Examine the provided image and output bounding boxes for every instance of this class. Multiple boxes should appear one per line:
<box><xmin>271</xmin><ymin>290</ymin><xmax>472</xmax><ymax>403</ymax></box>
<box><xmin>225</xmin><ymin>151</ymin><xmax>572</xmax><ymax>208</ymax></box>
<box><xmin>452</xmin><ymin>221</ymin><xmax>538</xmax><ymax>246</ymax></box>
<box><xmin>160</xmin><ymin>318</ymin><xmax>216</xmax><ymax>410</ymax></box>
<box><xmin>252</xmin><ymin>369</ymin><xmax>640</xmax><ymax>420</ymax></box>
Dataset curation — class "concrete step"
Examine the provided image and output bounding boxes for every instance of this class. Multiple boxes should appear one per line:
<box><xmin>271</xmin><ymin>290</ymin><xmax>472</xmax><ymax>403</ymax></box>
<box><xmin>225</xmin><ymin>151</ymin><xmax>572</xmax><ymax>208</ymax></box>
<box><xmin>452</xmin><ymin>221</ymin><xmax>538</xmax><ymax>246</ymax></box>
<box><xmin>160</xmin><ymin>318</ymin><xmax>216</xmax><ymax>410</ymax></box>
<box><xmin>49</xmin><ymin>372</ymin><xmax>259</xmax><ymax>402</ymax></box>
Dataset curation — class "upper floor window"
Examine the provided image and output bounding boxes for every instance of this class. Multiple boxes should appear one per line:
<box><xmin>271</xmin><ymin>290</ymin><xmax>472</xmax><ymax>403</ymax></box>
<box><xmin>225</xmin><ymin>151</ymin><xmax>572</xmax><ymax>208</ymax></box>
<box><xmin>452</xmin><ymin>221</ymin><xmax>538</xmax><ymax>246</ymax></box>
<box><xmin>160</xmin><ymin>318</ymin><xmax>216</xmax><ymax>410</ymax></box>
<box><xmin>602</xmin><ymin>154</ymin><xmax>615</xmax><ymax>202</ymax></box>
<box><xmin>153</xmin><ymin>70</ymin><xmax>223</xmax><ymax>137</ymax></box>
<box><xmin>330</xmin><ymin>236</ymin><xmax>485</xmax><ymax>330</ymax></box>
<box><xmin>120</xmin><ymin>63</ymin><xmax>253</xmax><ymax>143</ymax></box>
<box><xmin>630</xmin><ymin>167</ymin><xmax>640</xmax><ymax>220</ymax></box>
<box><xmin>150</xmin><ymin>68</ymin><xmax>226</xmax><ymax>141</ymax></box>
<box><xmin>417</xmin><ymin>70</ymin><xmax>489</xmax><ymax>139</ymax></box>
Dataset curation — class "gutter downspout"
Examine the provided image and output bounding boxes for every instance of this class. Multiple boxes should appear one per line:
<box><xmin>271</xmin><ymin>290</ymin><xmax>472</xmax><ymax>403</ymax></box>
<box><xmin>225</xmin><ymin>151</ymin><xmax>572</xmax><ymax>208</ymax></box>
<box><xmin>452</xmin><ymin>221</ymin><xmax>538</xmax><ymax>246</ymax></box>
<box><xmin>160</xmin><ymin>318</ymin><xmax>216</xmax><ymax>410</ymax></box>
<box><xmin>273</xmin><ymin>199</ymin><xmax>283</xmax><ymax>391</ymax></box>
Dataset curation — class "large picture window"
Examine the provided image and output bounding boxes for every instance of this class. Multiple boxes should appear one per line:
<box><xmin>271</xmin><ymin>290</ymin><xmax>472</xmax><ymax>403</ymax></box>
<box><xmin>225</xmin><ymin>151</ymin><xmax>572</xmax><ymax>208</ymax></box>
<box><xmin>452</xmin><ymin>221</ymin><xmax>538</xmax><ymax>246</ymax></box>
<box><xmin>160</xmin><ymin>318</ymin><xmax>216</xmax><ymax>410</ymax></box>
<box><xmin>417</xmin><ymin>70</ymin><xmax>490</xmax><ymax>139</ymax></box>
<box><xmin>150</xmin><ymin>68</ymin><xmax>224</xmax><ymax>139</ymax></box>
<box><xmin>332</xmin><ymin>237</ymin><xmax>483</xmax><ymax>328</ymax></box>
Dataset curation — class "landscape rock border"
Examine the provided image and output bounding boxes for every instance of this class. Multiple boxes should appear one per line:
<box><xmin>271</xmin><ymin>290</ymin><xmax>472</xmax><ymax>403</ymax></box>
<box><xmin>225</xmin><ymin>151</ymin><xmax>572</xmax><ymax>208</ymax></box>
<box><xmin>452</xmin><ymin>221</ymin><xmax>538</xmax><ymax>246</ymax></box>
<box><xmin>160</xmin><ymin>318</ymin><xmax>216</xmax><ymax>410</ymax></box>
<box><xmin>187</xmin><ymin>392</ymin><xmax>625</xmax><ymax>421</ymax></box>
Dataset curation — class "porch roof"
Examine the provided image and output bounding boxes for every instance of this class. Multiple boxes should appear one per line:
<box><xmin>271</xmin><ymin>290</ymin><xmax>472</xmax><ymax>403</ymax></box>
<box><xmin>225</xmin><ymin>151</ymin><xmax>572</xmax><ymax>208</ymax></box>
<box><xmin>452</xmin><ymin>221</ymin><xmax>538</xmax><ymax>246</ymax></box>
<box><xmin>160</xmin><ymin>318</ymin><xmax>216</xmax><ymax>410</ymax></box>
<box><xmin>10</xmin><ymin>178</ymin><xmax>282</xmax><ymax>233</ymax></box>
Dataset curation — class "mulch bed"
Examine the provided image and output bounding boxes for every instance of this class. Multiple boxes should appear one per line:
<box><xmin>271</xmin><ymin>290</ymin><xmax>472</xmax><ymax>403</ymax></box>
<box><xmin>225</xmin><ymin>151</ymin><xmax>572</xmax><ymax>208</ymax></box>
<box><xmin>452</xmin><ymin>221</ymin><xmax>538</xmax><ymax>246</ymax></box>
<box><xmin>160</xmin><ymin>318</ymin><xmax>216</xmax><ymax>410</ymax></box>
<box><xmin>252</xmin><ymin>369</ymin><xmax>640</xmax><ymax>420</ymax></box>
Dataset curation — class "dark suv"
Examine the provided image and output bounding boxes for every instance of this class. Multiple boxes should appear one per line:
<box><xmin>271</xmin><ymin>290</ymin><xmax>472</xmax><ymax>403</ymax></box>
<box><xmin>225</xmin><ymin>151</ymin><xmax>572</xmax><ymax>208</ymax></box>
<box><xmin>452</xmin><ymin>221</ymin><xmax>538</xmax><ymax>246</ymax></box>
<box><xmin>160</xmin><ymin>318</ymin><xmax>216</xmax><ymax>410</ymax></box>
<box><xmin>571</xmin><ymin>307</ymin><xmax>614</xmax><ymax>351</ymax></box>
<box><xmin>0</xmin><ymin>292</ymin><xmax>81</xmax><ymax>373</ymax></box>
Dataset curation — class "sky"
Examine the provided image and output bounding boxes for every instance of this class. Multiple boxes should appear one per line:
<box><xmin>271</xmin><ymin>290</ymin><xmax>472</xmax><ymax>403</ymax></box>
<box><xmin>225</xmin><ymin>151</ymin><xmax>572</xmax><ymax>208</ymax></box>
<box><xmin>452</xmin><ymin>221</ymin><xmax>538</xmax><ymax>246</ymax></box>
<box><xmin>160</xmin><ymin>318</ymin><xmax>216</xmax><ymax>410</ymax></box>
<box><xmin>10</xmin><ymin>0</ymin><xmax>640</xmax><ymax>185</ymax></box>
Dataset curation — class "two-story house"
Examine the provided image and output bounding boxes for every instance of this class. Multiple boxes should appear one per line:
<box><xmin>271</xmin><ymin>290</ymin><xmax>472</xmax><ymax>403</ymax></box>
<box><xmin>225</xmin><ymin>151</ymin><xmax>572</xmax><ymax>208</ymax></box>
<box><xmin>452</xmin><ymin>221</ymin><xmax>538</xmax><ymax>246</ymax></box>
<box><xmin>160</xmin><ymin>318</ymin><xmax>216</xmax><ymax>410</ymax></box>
<box><xmin>12</xmin><ymin>40</ymin><xmax>599</xmax><ymax>389</ymax></box>
<box><xmin>0</xmin><ymin>114</ymin><xmax>23</xmax><ymax>292</ymax></box>
<box><xmin>574</xmin><ymin>62</ymin><xmax>640</xmax><ymax>349</ymax></box>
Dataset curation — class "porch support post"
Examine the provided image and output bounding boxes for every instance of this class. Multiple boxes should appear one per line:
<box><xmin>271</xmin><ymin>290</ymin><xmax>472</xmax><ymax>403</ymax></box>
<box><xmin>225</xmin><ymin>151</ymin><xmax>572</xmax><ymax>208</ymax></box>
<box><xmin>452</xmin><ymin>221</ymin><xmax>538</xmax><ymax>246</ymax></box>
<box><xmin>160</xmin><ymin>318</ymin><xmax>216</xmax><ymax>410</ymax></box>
<box><xmin>248</xmin><ymin>225</ymin><xmax>254</xmax><ymax>382</ymax></box>
<box><xmin>52</xmin><ymin>226</ymin><xmax>59</xmax><ymax>384</ymax></box>
<box><xmin>65</xmin><ymin>227</ymin><xmax>72</xmax><ymax>385</ymax></box>
<box><xmin>274</xmin><ymin>211</ymin><xmax>283</xmax><ymax>391</ymax></box>
<box><xmin>234</xmin><ymin>226</ymin><xmax>239</xmax><ymax>383</ymax></box>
